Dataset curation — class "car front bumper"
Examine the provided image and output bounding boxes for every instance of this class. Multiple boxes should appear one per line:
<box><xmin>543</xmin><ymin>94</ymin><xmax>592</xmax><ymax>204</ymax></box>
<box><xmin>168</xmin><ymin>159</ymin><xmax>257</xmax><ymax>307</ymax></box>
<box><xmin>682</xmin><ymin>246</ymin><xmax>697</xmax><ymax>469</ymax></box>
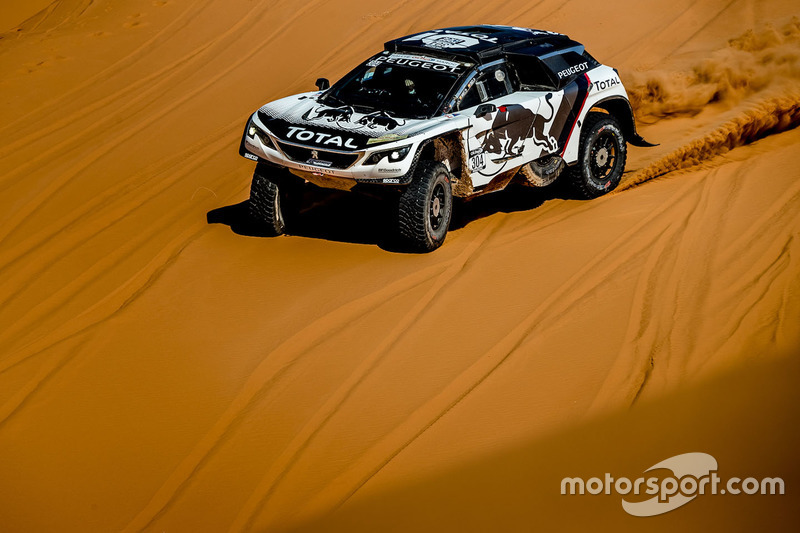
<box><xmin>239</xmin><ymin>116</ymin><xmax>419</xmax><ymax>189</ymax></box>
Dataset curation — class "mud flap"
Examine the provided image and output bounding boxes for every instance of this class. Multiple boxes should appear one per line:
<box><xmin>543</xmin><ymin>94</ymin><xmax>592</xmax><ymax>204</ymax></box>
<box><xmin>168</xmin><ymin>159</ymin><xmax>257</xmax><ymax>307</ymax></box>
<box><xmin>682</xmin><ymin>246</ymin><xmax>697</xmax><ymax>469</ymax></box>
<box><xmin>629</xmin><ymin>133</ymin><xmax>658</xmax><ymax>147</ymax></box>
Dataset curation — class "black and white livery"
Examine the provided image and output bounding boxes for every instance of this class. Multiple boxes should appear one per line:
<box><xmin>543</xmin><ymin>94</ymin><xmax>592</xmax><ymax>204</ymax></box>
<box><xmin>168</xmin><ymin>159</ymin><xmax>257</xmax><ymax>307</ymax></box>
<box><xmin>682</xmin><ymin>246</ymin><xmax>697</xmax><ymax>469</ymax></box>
<box><xmin>240</xmin><ymin>25</ymin><xmax>654</xmax><ymax>251</ymax></box>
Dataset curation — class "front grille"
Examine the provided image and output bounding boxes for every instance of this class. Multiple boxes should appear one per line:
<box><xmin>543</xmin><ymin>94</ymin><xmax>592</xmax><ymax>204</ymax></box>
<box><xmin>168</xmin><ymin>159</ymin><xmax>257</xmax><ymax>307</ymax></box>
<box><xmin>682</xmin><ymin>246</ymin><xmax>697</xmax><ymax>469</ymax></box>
<box><xmin>276</xmin><ymin>142</ymin><xmax>360</xmax><ymax>169</ymax></box>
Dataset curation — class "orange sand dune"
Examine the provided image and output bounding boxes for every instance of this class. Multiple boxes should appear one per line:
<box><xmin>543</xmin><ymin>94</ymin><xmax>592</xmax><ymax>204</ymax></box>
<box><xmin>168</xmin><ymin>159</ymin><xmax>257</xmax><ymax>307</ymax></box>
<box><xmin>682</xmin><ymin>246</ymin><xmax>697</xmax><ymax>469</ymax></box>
<box><xmin>0</xmin><ymin>1</ymin><xmax>798</xmax><ymax>531</ymax></box>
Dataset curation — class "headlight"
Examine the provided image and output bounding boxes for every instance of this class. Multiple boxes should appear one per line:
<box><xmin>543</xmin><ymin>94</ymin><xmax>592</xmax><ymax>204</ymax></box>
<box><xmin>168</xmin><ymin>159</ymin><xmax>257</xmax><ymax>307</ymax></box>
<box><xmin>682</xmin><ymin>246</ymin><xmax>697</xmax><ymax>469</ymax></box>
<box><xmin>246</xmin><ymin>121</ymin><xmax>275</xmax><ymax>150</ymax></box>
<box><xmin>365</xmin><ymin>145</ymin><xmax>412</xmax><ymax>165</ymax></box>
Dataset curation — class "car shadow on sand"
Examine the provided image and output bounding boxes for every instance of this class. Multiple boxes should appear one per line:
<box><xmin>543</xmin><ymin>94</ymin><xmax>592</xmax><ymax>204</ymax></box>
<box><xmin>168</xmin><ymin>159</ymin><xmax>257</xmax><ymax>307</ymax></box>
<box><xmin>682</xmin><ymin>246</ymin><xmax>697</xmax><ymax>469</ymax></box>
<box><xmin>207</xmin><ymin>182</ymin><xmax>573</xmax><ymax>252</ymax></box>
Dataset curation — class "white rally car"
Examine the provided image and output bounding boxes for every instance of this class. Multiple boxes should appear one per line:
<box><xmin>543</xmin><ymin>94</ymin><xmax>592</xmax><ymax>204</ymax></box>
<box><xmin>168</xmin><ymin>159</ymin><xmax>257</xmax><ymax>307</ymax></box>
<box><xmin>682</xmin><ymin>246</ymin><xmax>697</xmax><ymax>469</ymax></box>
<box><xmin>240</xmin><ymin>25</ymin><xmax>653</xmax><ymax>251</ymax></box>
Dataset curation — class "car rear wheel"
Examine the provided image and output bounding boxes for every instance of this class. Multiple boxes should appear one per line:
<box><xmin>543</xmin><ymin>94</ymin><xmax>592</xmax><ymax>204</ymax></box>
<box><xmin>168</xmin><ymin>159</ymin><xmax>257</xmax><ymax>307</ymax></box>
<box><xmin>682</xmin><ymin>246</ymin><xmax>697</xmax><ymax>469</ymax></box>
<box><xmin>523</xmin><ymin>154</ymin><xmax>565</xmax><ymax>187</ymax></box>
<box><xmin>249</xmin><ymin>166</ymin><xmax>303</xmax><ymax>236</ymax></box>
<box><xmin>398</xmin><ymin>161</ymin><xmax>453</xmax><ymax>252</ymax></box>
<box><xmin>568</xmin><ymin>112</ymin><xmax>627</xmax><ymax>199</ymax></box>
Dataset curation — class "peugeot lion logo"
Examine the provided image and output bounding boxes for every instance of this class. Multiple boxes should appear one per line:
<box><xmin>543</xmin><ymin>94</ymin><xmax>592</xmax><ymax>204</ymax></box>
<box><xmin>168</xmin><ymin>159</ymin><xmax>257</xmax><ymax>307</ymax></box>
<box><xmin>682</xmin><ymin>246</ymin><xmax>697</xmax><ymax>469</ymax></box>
<box><xmin>311</xmin><ymin>150</ymin><xmax>319</xmax><ymax>160</ymax></box>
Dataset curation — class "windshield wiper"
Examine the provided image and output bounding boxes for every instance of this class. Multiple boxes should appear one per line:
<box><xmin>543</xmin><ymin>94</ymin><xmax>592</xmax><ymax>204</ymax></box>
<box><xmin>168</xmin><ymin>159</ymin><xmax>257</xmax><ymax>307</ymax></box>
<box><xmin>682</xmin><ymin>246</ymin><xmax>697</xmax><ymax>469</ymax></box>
<box><xmin>350</xmin><ymin>102</ymin><xmax>380</xmax><ymax>113</ymax></box>
<box><xmin>322</xmin><ymin>93</ymin><xmax>345</xmax><ymax>107</ymax></box>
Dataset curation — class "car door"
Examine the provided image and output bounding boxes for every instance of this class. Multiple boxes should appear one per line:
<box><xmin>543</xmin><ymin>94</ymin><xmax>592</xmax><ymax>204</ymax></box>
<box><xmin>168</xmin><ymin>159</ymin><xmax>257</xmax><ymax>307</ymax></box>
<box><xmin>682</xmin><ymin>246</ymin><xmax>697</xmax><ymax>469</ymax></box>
<box><xmin>456</xmin><ymin>62</ymin><xmax>516</xmax><ymax>187</ymax></box>
<box><xmin>461</xmin><ymin>68</ymin><xmax>572</xmax><ymax>187</ymax></box>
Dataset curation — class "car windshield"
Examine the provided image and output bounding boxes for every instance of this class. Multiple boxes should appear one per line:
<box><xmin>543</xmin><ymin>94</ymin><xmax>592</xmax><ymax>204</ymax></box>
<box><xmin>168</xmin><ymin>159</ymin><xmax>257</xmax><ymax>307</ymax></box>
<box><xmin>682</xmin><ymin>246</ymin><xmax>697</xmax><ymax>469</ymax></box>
<box><xmin>322</xmin><ymin>54</ymin><xmax>465</xmax><ymax>119</ymax></box>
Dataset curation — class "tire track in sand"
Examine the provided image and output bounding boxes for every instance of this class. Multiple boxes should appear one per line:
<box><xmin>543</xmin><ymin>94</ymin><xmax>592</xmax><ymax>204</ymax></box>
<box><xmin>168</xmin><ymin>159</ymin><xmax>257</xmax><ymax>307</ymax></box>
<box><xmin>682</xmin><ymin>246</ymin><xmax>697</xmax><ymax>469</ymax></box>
<box><xmin>118</xmin><ymin>220</ymin><xmax>499</xmax><ymax>533</ymax></box>
<box><xmin>698</xmin><ymin>185</ymin><xmax>800</xmax><ymax>368</ymax></box>
<box><xmin>0</xmin><ymin>0</ymin><xmax>259</xmax><ymax>168</ymax></box>
<box><xmin>0</xmin><ymin>224</ymin><xmax>477</xmax><ymax>428</ymax></box>
<box><xmin>0</xmin><ymin>123</ymin><xmax>240</xmax><ymax>345</ymax></box>
<box><xmin>590</xmin><ymin>149</ymin><xmax>800</xmax><ymax>410</ymax></box>
<box><xmin>0</xmin><ymin>0</ymin><xmax>209</xmax><ymax>141</ymax></box>
<box><xmin>0</xmin><ymin>333</ymin><xmax>91</xmax><ymax>428</ymax></box>
<box><xmin>586</xmin><ymin>174</ymin><xmax>717</xmax><ymax>412</ymax></box>
<box><xmin>227</xmin><ymin>220</ymin><xmax>500</xmax><ymax>532</ymax></box>
<box><xmin>0</xmin><ymin>0</ymin><xmax>322</xmax><ymax>183</ymax></box>
<box><xmin>0</xmin><ymin>119</ymin><xmax>240</xmax><ymax>277</ymax></box>
<box><xmin>0</xmin><ymin>222</ymin><xmax>208</xmax><ymax>427</ymax></box>
<box><xmin>0</xmin><ymin>0</ymin><xmax>326</xmax><ymax>245</ymax></box>
<box><xmin>0</xmin><ymin>129</ymin><xmax>243</xmax><ymax>356</ymax></box>
<box><xmin>245</xmin><ymin>179</ymin><xmax>701</xmax><ymax>528</ymax></box>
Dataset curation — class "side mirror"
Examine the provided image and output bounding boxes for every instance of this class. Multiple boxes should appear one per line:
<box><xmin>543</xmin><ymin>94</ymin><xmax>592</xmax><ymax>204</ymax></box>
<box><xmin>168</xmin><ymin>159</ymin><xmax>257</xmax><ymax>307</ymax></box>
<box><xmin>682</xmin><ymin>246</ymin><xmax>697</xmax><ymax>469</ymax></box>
<box><xmin>475</xmin><ymin>103</ymin><xmax>496</xmax><ymax>118</ymax></box>
<box><xmin>315</xmin><ymin>78</ymin><xmax>330</xmax><ymax>91</ymax></box>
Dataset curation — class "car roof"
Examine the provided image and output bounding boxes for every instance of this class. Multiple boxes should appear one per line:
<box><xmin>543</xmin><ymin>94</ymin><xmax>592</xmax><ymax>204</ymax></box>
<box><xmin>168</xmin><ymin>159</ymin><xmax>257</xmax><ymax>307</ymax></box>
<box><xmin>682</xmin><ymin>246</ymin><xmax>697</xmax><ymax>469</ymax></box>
<box><xmin>384</xmin><ymin>25</ymin><xmax>583</xmax><ymax>63</ymax></box>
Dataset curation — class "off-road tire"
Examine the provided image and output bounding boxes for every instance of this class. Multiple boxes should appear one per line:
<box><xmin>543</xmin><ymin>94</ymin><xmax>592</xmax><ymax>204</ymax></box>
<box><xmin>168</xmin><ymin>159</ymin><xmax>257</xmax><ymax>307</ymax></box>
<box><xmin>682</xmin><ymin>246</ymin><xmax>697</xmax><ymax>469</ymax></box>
<box><xmin>568</xmin><ymin>112</ymin><xmax>627</xmax><ymax>199</ymax></box>
<box><xmin>522</xmin><ymin>154</ymin><xmax>566</xmax><ymax>187</ymax></box>
<box><xmin>249</xmin><ymin>168</ymin><xmax>303</xmax><ymax>236</ymax></box>
<box><xmin>398</xmin><ymin>161</ymin><xmax>453</xmax><ymax>252</ymax></box>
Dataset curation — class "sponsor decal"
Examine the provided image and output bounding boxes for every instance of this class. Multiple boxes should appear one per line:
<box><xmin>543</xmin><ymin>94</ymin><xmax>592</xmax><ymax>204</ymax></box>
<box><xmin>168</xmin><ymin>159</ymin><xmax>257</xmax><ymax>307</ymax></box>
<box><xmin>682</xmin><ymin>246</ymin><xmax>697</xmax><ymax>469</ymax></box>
<box><xmin>357</xmin><ymin>111</ymin><xmax>405</xmax><ymax>130</ymax></box>
<box><xmin>423</xmin><ymin>35</ymin><xmax>479</xmax><ymax>49</ymax></box>
<box><xmin>286</xmin><ymin>126</ymin><xmax>359</xmax><ymax>149</ymax></box>
<box><xmin>382</xmin><ymin>178</ymin><xmax>401</xmax><ymax>183</ymax></box>
<box><xmin>307</xmin><ymin>158</ymin><xmax>332</xmax><ymax>168</ymax></box>
<box><xmin>243</xmin><ymin>153</ymin><xmax>258</xmax><ymax>161</ymax></box>
<box><xmin>592</xmin><ymin>76</ymin><xmax>621</xmax><ymax>91</ymax></box>
<box><xmin>266</xmin><ymin>116</ymin><xmax>373</xmax><ymax>150</ymax></box>
<box><xmin>302</xmin><ymin>105</ymin><xmax>404</xmax><ymax>131</ymax></box>
<box><xmin>297</xmin><ymin>163</ymin><xmax>334</xmax><ymax>174</ymax></box>
<box><xmin>480</xmin><ymin>95</ymin><xmax>558</xmax><ymax>160</ymax></box>
<box><xmin>303</xmin><ymin>106</ymin><xmax>354</xmax><ymax>124</ymax></box>
<box><xmin>378</xmin><ymin>168</ymin><xmax>402</xmax><ymax>173</ymax></box>
<box><xmin>468</xmin><ymin>149</ymin><xmax>486</xmax><ymax>172</ymax></box>
<box><xmin>405</xmin><ymin>29</ymin><xmax>498</xmax><ymax>49</ymax></box>
<box><xmin>558</xmin><ymin>61</ymin><xmax>589</xmax><ymax>79</ymax></box>
<box><xmin>527</xmin><ymin>29</ymin><xmax>562</xmax><ymax>37</ymax></box>
<box><xmin>368</xmin><ymin>53</ymin><xmax>464</xmax><ymax>73</ymax></box>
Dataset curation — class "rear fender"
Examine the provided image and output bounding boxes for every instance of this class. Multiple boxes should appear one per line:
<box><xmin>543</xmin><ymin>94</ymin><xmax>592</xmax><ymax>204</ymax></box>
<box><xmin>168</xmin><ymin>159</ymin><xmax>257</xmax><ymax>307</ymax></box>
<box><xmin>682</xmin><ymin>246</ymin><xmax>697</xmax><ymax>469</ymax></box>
<box><xmin>590</xmin><ymin>96</ymin><xmax>657</xmax><ymax>147</ymax></box>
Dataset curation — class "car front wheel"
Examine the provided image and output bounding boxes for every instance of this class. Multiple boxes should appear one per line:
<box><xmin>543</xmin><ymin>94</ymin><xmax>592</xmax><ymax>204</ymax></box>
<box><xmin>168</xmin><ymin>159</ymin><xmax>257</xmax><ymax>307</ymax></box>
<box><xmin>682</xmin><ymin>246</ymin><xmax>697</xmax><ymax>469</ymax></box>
<box><xmin>397</xmin><ymin>161</ymin><xmax>453</xmax><ymax>252</ymax></box>
<box><xmin>249</xmin><ymin>167</ymin><xmax>303</xmax><ymax>236</ymax></box>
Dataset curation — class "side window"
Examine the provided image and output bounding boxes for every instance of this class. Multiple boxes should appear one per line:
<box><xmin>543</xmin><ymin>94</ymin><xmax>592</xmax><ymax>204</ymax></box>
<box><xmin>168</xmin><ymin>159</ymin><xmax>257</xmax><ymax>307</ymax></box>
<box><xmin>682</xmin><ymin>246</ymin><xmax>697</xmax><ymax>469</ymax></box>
<box><xmin>456</xmin><ymin>65</ymin><xmax>514</xmax><ymax>111</ymax></box>
<box><xmin>581</xmin><ymin>50</ymin><xmax>602</xmax><ymax>70</ymax></box>
<box><xmin>506</xmin><ymin>54</ymin><xmax>558</xmax><ymax>90</ymax></box>
<box><xmin>458</xmin><ymin>80</ymin><xmax>482</xmax><ymax>110</ymax></box>
<box><xmin>481</xmin><ymin>65</ymin><xmax>513</xmax><ymax>100</ymax></box>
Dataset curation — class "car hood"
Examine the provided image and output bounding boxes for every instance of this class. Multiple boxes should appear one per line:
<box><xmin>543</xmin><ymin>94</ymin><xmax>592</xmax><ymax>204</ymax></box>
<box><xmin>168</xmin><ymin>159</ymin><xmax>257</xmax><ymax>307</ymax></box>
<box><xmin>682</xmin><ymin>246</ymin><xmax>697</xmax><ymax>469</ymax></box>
<box><xmin>256</xmin><ymin>92</ymin><xmax>457</xmax><ymax>151</ymax></box>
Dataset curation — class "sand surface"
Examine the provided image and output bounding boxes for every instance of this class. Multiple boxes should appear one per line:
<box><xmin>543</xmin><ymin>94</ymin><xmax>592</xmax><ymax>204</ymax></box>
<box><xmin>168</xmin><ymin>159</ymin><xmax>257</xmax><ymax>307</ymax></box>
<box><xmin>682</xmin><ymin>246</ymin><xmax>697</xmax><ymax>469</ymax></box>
<box><xmin>1</xmin><ymin>1</ymin><xmax>798</xmax><ymax>531</ymax></box>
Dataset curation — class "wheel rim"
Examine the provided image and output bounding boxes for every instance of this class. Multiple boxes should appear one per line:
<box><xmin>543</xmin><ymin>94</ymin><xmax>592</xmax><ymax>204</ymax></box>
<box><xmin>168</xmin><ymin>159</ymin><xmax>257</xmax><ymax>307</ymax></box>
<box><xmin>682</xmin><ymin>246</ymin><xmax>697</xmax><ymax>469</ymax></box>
<box><xmin>429</xmin><ymin>183</ymin><xmax>446</xmax><ymax>231</ymax></box>
<box><xmin>589</xmin><ymin>130</ymin><xmax>618</xmax><ymax>181</ymax></box>
<box><xmin>534</xmin><ymin>155</ymin><xmax>560</xmax><ymax>172</ymax></box>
